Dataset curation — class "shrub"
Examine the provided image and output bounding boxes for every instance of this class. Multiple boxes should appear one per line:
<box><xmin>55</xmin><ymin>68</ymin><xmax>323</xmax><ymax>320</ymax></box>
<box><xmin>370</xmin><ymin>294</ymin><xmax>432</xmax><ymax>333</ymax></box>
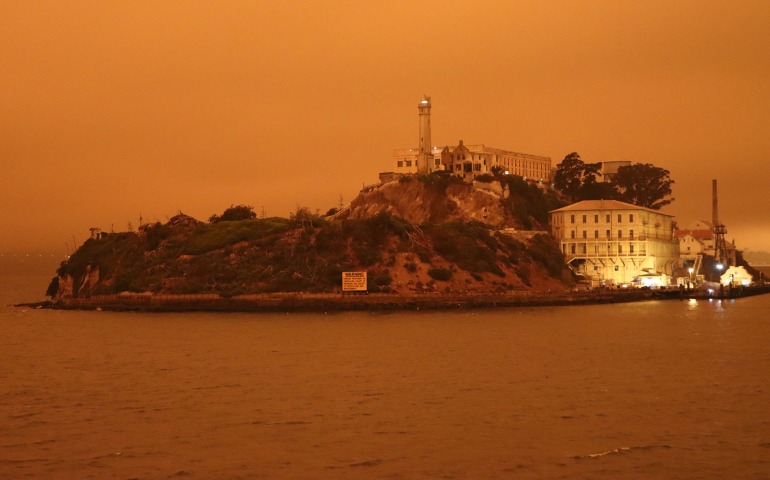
<box><xmin>428</xmin><ymin>268</ymin><xmax>453</xmax><ymax>281</ymax></box>
<box><xmin>209</xmin><ymin>204</ymin><xmax>257</xmax><ymax>223</ymax></box>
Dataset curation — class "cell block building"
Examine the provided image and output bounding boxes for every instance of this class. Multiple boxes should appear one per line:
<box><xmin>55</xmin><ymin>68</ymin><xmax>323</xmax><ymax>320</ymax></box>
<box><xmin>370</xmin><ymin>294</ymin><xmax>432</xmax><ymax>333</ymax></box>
<box><xmin>550</xmin><ymin>200</ymin><xmax>680</xmax><ymax>287</ymax></box>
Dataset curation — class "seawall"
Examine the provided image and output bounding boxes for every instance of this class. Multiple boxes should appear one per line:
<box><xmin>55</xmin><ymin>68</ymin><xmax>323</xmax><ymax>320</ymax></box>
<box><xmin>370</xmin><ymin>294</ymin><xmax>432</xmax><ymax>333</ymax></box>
<box><xmin>49</xmin><ymin>289</ymin><xmax>657</xmax><ymax>312</ymax></box>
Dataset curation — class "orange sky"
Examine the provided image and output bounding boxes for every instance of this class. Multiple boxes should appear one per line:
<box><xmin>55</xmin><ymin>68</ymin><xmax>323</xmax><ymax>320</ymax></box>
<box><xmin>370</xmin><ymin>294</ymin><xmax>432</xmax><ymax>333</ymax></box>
<box><xmin>2</xmin><ymin>0</ymin><xmax>769</xmax><ymax>255</ymax></box>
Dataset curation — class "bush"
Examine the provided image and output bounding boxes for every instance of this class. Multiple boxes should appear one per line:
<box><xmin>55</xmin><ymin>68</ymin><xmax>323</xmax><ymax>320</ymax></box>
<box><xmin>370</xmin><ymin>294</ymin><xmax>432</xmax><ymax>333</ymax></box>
<box><xmin>428</xmin><ymin>268</ymin><xmax>453</xmax><ymax>281</ymax></box>
<box><xmin>209</xmin><ymin>204</ymin><xmax>257</xmax><ymax>223</ymax></box>
<box><xmin>183</xmin><ymin>218</ymin><xmax>291</xmax><ymax>255</ymax></box>
<box><xmin>427</xmin><ymin>222</ymin><xmax>503</xmax><ymax>276</ymax></box>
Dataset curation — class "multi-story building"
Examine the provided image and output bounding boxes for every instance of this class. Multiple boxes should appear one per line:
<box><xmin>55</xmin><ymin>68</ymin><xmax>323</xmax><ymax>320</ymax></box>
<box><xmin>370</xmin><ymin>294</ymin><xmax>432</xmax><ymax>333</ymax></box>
<box><xmin>392</xmin><ymin>97</ymin><xmax>551</xmax><ymax>181</ymax></box>
<box><xmin>550</xmin><ymin>199</ymin><xmax>680</xmax><ymax>286</ymax></box>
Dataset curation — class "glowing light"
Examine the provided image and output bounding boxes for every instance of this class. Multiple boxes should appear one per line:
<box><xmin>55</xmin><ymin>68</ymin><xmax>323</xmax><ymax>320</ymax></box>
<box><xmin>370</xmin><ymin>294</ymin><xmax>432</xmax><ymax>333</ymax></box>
<box><xmin>716</xmin><ymin>263</ymin><xmax>724</xmax><ymax>271</ymax></box>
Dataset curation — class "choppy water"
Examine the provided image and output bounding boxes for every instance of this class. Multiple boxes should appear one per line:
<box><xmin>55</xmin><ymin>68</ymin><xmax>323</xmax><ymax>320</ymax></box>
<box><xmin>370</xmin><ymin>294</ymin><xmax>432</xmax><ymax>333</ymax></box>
<box><xmin>2</xmin><ymin>270</ymin><xmax>770</xmax><ymax>479</ymax></box>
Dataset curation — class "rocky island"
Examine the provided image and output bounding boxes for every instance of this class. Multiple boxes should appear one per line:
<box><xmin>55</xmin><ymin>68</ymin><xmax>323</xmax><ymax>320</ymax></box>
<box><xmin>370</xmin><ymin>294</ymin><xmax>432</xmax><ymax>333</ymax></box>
<box><xmin>44</xmin><ymin>174</ymin><xmax>653</xmax><ymax>311</ymax></box>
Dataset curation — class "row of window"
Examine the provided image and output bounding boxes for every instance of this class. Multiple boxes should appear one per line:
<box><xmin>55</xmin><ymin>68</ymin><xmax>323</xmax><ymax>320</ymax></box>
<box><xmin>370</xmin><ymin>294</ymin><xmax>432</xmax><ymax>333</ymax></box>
<box><xmin>571</xmin><ymin>213</ymin><xmax>635</xmax><ymax>224</ymax></box>
<box><xmin>571</xmin><ymin>229</ymin><xmax>636</xmax><ymax>239</ymax></box>
<box><xmin>565</xmin><ymin>243</ymin><xmax>640</xmax><ymax>255</ymax></box>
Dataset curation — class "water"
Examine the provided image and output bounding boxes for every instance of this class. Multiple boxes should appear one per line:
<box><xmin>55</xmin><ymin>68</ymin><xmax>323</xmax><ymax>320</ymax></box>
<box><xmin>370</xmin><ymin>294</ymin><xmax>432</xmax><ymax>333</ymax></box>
<box><xmin>2</xmin><ymin>270</ymin><xmax>770</xmax><ymax>479</ymax></box>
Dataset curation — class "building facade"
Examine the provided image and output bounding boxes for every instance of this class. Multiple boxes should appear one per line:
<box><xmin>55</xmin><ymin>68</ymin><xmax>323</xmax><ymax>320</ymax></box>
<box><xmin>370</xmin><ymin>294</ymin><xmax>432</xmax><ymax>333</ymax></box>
<box><xmin>550</xmin><ymin>200</ymin><xmax>680</xmax><ymax>286</ymax></box>
<box><xmin>392</xmin><ymin>97</ymin><xmax>551</xmax><ymax>181</ymax></box>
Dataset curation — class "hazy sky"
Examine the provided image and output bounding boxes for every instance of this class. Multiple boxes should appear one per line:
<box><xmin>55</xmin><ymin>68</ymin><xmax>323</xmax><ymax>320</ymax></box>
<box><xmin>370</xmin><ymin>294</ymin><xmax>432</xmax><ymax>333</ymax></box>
<box><xmin>2</xmin><ymin>0</ymin><xmax>769</xmax><ymax>254</ymax></box>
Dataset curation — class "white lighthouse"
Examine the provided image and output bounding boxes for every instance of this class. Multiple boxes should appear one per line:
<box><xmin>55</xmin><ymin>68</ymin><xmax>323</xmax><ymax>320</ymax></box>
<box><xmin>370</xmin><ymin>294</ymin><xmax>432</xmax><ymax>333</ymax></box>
<box><xmin>417</xmin><ymin>95</ymin><xmax>432</xmax><ymax>175</ymax></box>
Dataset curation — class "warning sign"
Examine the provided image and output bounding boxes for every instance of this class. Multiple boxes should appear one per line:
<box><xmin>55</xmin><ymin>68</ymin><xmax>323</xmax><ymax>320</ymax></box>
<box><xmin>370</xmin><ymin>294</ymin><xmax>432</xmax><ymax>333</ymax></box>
<box><xmin>342</xmin><ymin>271</ymin><xmax>368</xmax><ymax>292</ymax></box>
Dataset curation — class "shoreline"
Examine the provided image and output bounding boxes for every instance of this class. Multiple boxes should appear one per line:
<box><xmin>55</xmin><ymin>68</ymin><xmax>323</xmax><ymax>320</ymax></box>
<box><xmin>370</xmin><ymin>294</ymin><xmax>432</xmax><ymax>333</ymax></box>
<box><xmin>17</xmin><ymin>286</ymin><xmax>770</xmax><ymax>313</ymax></box>
<box><xmin>12</xmin><ymin>289</ymin><xmax>678</xmax><ymax>312</ymax></box>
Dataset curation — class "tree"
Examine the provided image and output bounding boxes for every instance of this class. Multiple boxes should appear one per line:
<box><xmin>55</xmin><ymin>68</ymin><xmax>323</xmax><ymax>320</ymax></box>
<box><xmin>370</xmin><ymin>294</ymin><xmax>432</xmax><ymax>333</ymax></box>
<box><xmin>610</xmin><ymin>163</ymin><xmax>674</xmax><ymax>209</ymax></box>
<box><xmin>209</xmin><ymin>204</ymin><xmax>257</xmax><ymax>223</ymax></box>
<box><xmin>553</xmin><ymin>152</ymin><xmax>604</xmax><ymax>201</ymax></box>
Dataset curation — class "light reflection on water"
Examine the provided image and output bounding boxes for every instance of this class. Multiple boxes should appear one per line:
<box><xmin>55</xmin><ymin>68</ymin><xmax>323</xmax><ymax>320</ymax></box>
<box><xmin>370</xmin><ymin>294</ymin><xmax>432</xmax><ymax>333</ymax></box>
<box><xmin>2</xmin><ymin>275</ymin><xmax>770</xmax><ymax>479</ymax></box>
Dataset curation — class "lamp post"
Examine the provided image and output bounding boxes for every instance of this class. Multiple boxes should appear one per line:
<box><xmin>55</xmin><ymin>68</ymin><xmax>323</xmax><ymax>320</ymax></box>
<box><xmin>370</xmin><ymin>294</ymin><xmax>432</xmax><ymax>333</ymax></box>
<box><xmin>688</xmin><ymin>267</ymin><xmax>694</xmax><ymax>289</ymax></box>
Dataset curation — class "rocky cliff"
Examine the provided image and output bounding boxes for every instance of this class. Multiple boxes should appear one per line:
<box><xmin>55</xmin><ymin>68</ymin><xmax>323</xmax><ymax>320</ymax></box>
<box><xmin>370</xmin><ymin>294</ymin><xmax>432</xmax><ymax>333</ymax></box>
<box><xmin>48</xmin><ymin>175</ymin><xmax>570</xmax><ymax>300</ymax></box>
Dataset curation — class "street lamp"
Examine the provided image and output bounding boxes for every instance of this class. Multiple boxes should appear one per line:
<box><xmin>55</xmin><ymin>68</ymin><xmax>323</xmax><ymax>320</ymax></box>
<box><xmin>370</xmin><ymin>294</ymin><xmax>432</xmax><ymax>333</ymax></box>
<box><xmin>688</xmin><ymin>267</ymin><xmax>694</xmax><ymax>288</ymax></box>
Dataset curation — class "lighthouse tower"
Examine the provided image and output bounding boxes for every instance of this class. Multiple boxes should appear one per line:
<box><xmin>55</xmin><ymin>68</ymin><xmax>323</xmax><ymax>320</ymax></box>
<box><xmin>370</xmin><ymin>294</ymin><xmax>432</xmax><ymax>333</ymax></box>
<box><xmin>417</xmin><ymin>95</ymin><xmax>432</xmax><ymax>175</ymax></box>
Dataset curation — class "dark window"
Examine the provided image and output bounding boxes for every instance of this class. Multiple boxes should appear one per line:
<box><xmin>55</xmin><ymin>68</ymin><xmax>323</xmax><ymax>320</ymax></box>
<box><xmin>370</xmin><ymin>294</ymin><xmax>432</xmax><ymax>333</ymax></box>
<box><xmin>582</xmin><ymin>230</ymin><xmax>587</xmax><ymax>239</ymax></box>
<box><xmin>594</xmin><ymin>215</ymin><xmax>599</xmax><ymax>223</ymax></box>
<box><xmin>618</xmin><ymin>214</ymin><xmax>622</xmax><ymax>223</ymax></box>
<box><xmin>630</xmin><ymin>214</ymin><xmax>634</xmax><ymax>222</ymax></box>
<box><xmin>618</xmin><ymin>230</ymin><xmax>623</xmax><ymax>239</ymax></box>
<box><xmin>570</xmin><ymin>215</ymin><xmax>575</xmax><ymax>223</ymax></box>
<box><xmin>582</xmin><ymin>215</ymin><xmax>587</xmax><ymax>223</ymax></box>
<box><xmin>606</xmin><ymin>229</ymin><xmax>611</xmax><ymax>238</ymax></box>
<box><xmin>594</xmin><ymin>230</ymin><xmax>599</xmax><ymax>238</ymax></box>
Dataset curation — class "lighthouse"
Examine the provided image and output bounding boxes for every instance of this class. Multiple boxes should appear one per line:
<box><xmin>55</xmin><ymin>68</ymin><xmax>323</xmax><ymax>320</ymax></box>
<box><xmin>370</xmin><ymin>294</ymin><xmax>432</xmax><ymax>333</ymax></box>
<box><xmin>417</xmin><ymin>95</ymin><xmax>432</xmax><ymax>175</ymax></box>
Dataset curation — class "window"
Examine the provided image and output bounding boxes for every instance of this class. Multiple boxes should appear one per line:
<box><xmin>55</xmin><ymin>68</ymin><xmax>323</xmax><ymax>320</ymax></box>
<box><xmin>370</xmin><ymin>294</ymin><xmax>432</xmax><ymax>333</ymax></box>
<box><xmin>405</xmin><ymin>160</ymin><xmax>412</xmax><ymax>167</ymax></box>
<box><xmin>397</xmin><ymin>161</ymin><xmax>403</xmax><ymax>167</ymax></box>
<box><xmin>630</xmin><ymin>244</ymin><xmax>634</xmax><ymax>254</ymax></box>
<box><xmin>582</xmin><ymin>230</ymin><xmax>587</xmax><ymax>239</ymax></box>
<box><xmin>594</xmin><ymin>230</ymin><xmax>599</xmax><ymax>238</ymax></box>
<box><xmin>434</xmin><ymin>158</ymin><xmax>440</xmax><ymax>166</ymax></box>
<box><xmin>618</xmin><ymin>230</ymin><xmax>623</xmax><ymax>239</ymax></box>
<box><xmin>594</xmin><ymin>215</ymin><xmax>599</xmax><ymax>223</ymax></box>
<box><xmin>618</xmin><ymin>214</ymin><xmax>622</xmax><ymax>223</ymax></box>
<box><xmin>630</xmin><ymin>214</ymin><xmax>634</xmax><ymax>222</ymax></box>
<box><xmin>606</xmin><ymin>229</ymin><xmax>611</xmax><ymax>238</ymax></box>
<box><xmin>570</xmin><ymin>215</ymin><xmax>575</xmax><ymax>223</ymax></box>
<box><xmin>618</xmin><ymin>244</ymin><xmax>623</xmax><ymax>254</ymax></box>
<box><xmin>630</xmin><ymin>229</ymin><xmax>634</xmax><ymax>240</ymax></box>
<box><xmin>606</xmin><ymin>214</ymin><xmax>610</xmax><ymax>223</ymax></box>
<box><xmin>571</xmin><ymin>230</ymin><xmax>576</xmax><ymax>239</ymax></box>
<box><xmin>582</xmin><ymin>244</ymin><xmax>587</xmax><ymax>254</ymax></box>
<box><xmin>582</xmin><ymin>215</ymin><xmax>587</xmax><ymax>223</ymax></box>
<box><xmin>571</xmin><ymin>245</ymin><xmax>576</xmax><ymax>254</ymax></box>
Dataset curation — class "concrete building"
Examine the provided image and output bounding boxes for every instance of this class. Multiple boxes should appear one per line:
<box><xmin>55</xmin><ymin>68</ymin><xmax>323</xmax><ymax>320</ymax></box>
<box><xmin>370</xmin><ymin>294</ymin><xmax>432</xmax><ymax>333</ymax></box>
<box><xmin>550</xmin><ymin>200</ymin><xmax>680</xmax><ymax>287</ymax></box>
<box><xmin>392</xmin><ymin>97</ymin><xmax>551</xmax><ymax>181</ymax></box>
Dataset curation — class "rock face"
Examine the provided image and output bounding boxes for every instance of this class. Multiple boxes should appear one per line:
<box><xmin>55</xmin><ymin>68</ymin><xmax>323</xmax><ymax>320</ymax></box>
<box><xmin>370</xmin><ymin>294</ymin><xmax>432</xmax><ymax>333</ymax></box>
<box><xmin>335</xmin><ymin>177</ymin><xmax>513</xmax><ymax>227</ymax></box>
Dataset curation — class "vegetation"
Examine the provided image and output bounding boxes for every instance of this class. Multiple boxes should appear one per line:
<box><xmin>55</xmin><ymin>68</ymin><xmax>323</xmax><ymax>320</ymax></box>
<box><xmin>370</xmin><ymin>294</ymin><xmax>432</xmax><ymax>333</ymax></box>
<box><xmin>49</xmin><ymin>178</ymin><xmax>573</xmax><ymax>298</ymax></box>
<box><xmin>612</xmin><ymin>163</ymin><xmax>675</xmax><ymax>209</ymax></box>
<box><xmin>209</xmin><ymin>204</ymin><xmax>257</xmax><ymax>223</ymax></box>
<box><xmin>425</xmin><ymin>221</ymin><xmax>505</xmax><ymax>276</ymax></box>
<box><xmin>552</xmin><ymin>152</ymin><xmax>675</xmax><ymax>209</ymax></box>
<box><xmin>496</xmin><ymin>174</ymin><xmax>564</xmax><ymax>229</ymax></box>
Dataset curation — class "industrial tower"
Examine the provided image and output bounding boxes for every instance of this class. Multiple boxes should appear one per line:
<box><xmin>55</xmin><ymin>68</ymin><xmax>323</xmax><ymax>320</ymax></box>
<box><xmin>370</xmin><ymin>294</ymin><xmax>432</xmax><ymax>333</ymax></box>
<box><xmin>712</xmin><ymin>179</ymin><xmax>729</xmax><ymax>266</ymax></box>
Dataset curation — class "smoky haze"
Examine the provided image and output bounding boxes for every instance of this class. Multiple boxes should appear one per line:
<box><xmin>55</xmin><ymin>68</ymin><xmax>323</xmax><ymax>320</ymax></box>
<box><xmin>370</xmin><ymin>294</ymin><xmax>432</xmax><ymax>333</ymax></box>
<box><xmin>1</xmin><ymin>0</ymin><xmax>769</xmax><ymax>254</ymax></box>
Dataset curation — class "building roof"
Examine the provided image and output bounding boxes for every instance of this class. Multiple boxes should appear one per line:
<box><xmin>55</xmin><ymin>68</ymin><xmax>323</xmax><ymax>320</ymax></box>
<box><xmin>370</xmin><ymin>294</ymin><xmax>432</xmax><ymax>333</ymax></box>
<box><xmin>550</xmin><ymin>199</ymin><xmax>673</xmax><ymax>216</ymax></box>
<box><xmin>674</xmin><ymin>229</ymin><xmax>713</xmax><ymax>240</ymax></box>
